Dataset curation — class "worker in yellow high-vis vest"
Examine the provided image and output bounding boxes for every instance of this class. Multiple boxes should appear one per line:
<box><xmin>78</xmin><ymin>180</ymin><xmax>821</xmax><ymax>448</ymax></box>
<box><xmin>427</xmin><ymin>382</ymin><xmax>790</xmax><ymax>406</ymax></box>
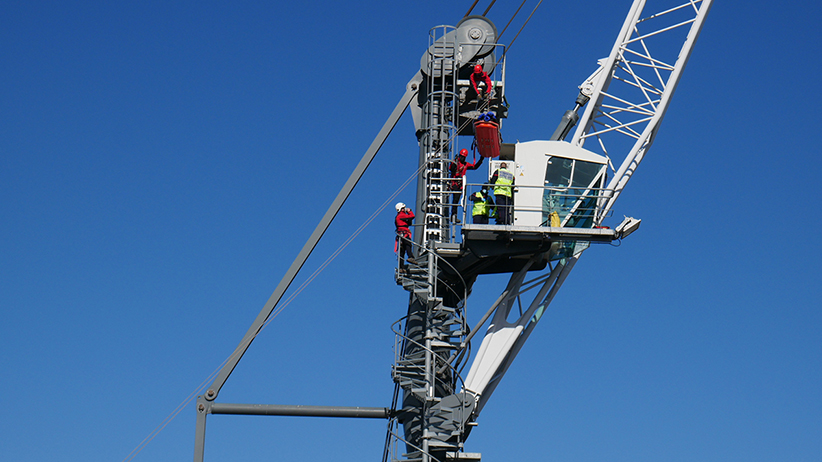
<box><xmin>469</xmin><ymin>188</ymin><xmax>495</xmax><ymax>224</ymax></box>
<box><xmin>490</xmin><ymin>162</ymin><xmax>514</xmax><ymax>225</ymax></box>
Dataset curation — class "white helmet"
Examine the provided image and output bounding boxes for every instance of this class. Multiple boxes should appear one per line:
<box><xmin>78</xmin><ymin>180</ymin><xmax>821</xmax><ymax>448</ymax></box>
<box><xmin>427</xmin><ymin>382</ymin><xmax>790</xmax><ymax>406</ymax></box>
<box><xmin>395</xmin><ymin>202</ymin><xmax>406</xmax><ymax>212</ymax></box>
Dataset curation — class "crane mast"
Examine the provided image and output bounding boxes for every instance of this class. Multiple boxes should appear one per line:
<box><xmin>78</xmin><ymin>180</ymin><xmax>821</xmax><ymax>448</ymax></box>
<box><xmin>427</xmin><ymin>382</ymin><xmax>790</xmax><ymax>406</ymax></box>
<box><xmin>392</xmin><ymin>16</ymin><xmax>504</xmax><ymax>462</ymax></box>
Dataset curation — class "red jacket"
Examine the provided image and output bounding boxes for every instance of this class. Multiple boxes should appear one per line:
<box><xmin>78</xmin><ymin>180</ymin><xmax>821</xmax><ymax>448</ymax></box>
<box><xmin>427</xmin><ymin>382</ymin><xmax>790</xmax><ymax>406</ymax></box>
<box><xmin>395</xmin><ymin>209</ymin><xmax>414</xmax><ymax>238</ymax></box>
<box><xmin>471</xmin><ymin>70</ymin><xmax>493</xmax><ymax>96</ymax></box>
<box><xmin>449</xmin><ymin>156</ymin><xmax>484</xmax><ymax>190</ymax></box>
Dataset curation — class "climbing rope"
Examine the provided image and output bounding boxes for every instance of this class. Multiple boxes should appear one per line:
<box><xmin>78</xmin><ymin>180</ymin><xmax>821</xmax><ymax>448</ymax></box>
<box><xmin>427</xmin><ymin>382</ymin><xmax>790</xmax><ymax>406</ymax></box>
<box><xmin>122</xmin><ymin>162</ymin><xmax>428</xmax><ymax>462</ymax></box>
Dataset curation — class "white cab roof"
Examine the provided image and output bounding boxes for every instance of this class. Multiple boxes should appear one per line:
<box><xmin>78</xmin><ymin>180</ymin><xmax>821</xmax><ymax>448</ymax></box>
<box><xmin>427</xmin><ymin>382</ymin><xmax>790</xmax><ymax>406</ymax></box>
<box><xmin>516</xmin><ymin>140</ymin><xmax>607</xmax><ymax>164</ymax></box>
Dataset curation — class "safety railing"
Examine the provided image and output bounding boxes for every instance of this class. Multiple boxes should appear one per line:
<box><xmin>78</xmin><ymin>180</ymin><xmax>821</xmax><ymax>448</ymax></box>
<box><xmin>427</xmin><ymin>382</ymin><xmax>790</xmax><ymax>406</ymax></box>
<box><xmin>457</xmin><ymin>182</ymin><xmax>614</xmax><ymax>228</ymax></box>
<box><xmin>394</xmin><ymin>236</ymin><xmax>470</xmax><ymax>359</ymax></box>
<box><xmin>388</xmin><ymin>312</ymin><xmax>473</xmax><ymax>462</ymax></box>
<box><xmin>389</xmin><ymin>237</ymin><xmax>472</xmax><ymax>462</ymax></box>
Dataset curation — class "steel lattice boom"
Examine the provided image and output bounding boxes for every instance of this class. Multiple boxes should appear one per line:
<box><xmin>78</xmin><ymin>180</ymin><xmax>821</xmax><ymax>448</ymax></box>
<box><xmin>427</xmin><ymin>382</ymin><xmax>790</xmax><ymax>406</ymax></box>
<box><xmin>570</xmin><ymin>0</ymin><xmax>713</xmax><ymax>224</ymax></box>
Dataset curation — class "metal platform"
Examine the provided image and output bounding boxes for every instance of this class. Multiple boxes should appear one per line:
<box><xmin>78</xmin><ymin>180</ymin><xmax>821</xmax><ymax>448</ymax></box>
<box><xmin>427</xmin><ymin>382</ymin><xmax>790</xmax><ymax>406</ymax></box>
<box><xmin>461</xmin><ymin>224</ymin><xmax>615</xmax><ymax>243</ymax></box>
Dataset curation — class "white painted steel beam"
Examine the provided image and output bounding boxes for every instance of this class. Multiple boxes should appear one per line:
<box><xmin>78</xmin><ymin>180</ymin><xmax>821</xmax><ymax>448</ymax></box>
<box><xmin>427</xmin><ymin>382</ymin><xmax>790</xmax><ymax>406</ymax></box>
<box><xmin>459</xmin><ymin>0</ymin><xmax>713</xmax><ymax>423</ymax></box>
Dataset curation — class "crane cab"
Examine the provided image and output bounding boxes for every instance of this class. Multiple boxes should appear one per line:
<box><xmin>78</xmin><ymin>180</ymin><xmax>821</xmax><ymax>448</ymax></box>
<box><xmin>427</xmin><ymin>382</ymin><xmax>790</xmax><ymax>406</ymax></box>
<box><xmin>511</xmin><ymin>140</ymin><xmax>608</xmax><ymax>228</ymax></box>
<box><xmin>459</xmin><ymin>140</ymin><xmax>612</xmax><ymax>268</ymax></box>
<box><xmin>455</xmin><ymin>140</ymin><xmax>612</xmax><ymax>274</ymax></box>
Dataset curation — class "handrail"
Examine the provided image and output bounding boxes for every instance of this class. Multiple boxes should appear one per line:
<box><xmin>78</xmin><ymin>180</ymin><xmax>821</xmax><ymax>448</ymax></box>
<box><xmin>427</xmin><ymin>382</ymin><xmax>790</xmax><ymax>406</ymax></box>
<box><xmin>457</xmin><ymin>182</ymin><xmax>615</xmax><ymax>227</ymax></box>
<box><xmin>397</xmin><ymin>237</ymin><xmax>469</xmax><ymax>305</ymax></box>
<box><xmin>389</xmin><ymin>315</ymin><xmax>470</xmax><ymax>395</ymax></box>
<box><xmin>400</xmin><ymin>238</ymin><xmax>472</xmax><ymax>372</ymax></box>
<box><xmin>390</xmin><ymin>237</ymin><xmax>475</xmax><ymax>460</ymax></box>
<box><xmin>385</xmin><ymin>426</ymin><xmax>444</xmax><ymax>462</ymax></box>
<box><xmin>388</xmin><ymin>315</ymin><xmax>473</xmax><ymax>461</ymax></box>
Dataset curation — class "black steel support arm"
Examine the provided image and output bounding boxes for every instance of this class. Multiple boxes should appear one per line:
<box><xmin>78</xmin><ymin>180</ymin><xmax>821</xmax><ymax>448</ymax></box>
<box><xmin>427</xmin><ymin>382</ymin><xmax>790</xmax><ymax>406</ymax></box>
<box><xmin>211</xmin><ymin>403</ymin><xmax>391</xmax><ymax>419</ymax></box>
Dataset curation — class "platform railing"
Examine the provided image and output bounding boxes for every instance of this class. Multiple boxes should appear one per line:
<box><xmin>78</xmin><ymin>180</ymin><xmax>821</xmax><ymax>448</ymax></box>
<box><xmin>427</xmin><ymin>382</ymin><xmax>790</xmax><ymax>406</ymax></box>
<box><xmin>458</xmin><ymin>182</ymin><xmax>614</xmax><ymax>228</ymax></box>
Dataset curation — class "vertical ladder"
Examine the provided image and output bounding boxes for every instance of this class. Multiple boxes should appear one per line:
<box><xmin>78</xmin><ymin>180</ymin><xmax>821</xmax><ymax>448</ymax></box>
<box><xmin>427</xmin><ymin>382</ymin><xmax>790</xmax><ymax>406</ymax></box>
<box><xmin>419</xmin><ymin>25</ymin><xmax>459</xmax><ymax>246</ymax></box>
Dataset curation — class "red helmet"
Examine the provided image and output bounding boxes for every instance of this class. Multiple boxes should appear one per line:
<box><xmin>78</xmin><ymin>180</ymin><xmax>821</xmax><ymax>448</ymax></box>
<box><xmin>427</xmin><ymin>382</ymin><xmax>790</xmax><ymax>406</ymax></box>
<box><xmin>459</xmin><ymin>148</ymin><xmax>468</xmax><ymax>157</ymax></box>
<box><xmin>473</xmin><ymin>64</ymin><xmax>483</xmax><ymax>74</ymax></box>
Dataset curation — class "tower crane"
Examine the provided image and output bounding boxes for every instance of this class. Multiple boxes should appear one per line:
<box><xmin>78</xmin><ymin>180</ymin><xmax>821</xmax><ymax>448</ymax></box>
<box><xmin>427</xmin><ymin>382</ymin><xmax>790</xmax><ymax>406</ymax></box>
<box><xmin>192</xmin><ymin>1</ymin><xmax>713</xmax><ymax>461</ymax></box>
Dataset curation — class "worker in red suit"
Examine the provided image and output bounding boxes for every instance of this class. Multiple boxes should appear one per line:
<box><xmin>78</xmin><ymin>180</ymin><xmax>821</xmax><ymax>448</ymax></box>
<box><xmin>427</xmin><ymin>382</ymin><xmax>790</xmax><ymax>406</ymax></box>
<box><xmin>470</xmin><ymin>64</ymin><xmax>493</xmax><ymax>100</ymax></box>
<box><xmin>395</xmin><ymin>202</ymin><xmax>416</xmax><ymax>270</ymax></box>
<box><xmin>449</xmin><ymin>148</ymin><xmax>484</xmax><ymax>223</ymax></box>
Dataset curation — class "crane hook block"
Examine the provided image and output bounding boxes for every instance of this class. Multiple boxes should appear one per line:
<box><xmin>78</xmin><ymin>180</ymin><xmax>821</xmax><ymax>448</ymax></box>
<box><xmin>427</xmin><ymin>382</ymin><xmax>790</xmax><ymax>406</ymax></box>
<box><xmin>474</xmin><ymin>120</ymin><xmax>500</xmax><ymax>158</ymax></box>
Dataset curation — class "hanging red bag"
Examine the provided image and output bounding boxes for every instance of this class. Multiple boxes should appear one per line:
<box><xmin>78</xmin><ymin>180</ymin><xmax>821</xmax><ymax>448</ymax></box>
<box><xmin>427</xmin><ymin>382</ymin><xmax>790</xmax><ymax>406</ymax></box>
<box><xmin>474</xmin><ymin>120</ymin><xmax>500</xmax><ymax>158</ymax></box>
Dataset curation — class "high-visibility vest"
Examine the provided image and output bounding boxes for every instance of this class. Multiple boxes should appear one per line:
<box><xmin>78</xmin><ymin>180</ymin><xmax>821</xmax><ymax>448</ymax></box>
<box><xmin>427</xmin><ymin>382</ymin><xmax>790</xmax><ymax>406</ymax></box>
<box><xmin>471</xmin><ymin>192</ymin><xmax>491</xmax><ymax>216</ymax></box>
<box><xmin>493</xmin><ymin>168</ymin><xmax>513</xmax><ymax>197</ymax></box>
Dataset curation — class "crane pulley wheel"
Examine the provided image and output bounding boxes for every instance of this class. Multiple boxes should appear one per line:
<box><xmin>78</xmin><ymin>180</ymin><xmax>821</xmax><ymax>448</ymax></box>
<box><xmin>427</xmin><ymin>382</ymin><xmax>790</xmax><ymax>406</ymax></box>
<box><xmin>420</xmin><ymin>15</ymin><xmax>497</xmax><ymax>77</ymax></box>
<box><xmin>456</xmin><ymin>15</ymin><xmax>498</xmax><ymax>60</ymax></box>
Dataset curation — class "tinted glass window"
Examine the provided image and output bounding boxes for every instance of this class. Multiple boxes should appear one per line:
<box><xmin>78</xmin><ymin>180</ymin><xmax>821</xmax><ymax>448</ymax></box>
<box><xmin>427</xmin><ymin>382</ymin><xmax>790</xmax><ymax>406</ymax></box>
<box><xmin>572</xmin><ymin>160</ymin><xmax>602</xmax><ymax>188</ymax></box>
<box><xmin>544</xmin><ymin>157</ymin><xmax>572</xmax><ymax>187</ymax></box>
<box><xmin>543</xmin><ymin>157</ymin><xmax>604</xmax><ymax>228</ymax></box>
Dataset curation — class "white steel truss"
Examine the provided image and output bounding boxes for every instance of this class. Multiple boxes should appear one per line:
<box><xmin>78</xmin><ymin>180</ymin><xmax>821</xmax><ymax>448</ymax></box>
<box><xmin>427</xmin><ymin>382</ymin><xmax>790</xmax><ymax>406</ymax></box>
<box><xmin>461</xmin><ymin>0</ymin><xmax>713</xmax><ymax>417</ymax></box>
<box><xmin>570</xmin><ymin>0</ymin><xmax>713</xmax><ymax>225</ymax></box>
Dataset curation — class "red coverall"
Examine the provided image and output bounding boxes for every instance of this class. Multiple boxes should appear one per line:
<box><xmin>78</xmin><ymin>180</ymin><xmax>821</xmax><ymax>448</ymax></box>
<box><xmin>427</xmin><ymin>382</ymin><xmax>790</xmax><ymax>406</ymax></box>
<box><xmin>470</xmin><ymin>69</ymin><xmax>493</xmax><ymax>98</ymax></box>
<box><xmin>395</xmin><ymin>208</ymin><xmax>415</xmax><ymax>266</ymax></box>
<box><xmin>449</xmin><ymin>155</ymin><xmax>484</xmax><ymax>219</ymax></box>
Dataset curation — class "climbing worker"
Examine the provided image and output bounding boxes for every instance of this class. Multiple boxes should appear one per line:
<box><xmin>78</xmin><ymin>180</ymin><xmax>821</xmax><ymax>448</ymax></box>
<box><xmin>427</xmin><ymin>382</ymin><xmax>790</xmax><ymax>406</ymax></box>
<box><xmin>448</xmin><ymin>148</ymin><xmax>484</xmax><ymax>223</ymax></box>
<box><xmin>469</xmin><ymin>188</ymin><xmax>495</xmax><ymax>224</ymax></box>
<box><xmin>395</xmin><ymin>202</ymin><xmax>416</xmax><ymax>270</ymax></box>
<box><xmin>490</xmin><ymin>162</ymin><xmax>514</xmax><ymax>225</ymax></box>
<box><xmin>470</xmin><ymin>64</ymin><xmax>493</xmax><ymax>100</ymax></box>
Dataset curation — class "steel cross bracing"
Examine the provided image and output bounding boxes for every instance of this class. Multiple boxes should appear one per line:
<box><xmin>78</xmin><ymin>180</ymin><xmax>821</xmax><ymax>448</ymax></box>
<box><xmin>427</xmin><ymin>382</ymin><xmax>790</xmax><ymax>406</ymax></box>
<box><xmin>461</xmin><ymin>0</ymin><xmax>714</xmax><ymax>424</ymax></box>
<box><xmin>570</xmin><ymin>0</ymin><xmax>714</xmax><ymax>224</ymax></box>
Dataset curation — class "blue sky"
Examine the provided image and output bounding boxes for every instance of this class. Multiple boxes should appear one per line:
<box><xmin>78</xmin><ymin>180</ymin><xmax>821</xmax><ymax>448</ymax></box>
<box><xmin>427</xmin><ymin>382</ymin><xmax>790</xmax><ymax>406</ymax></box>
<box><xmin>2</xmin><ymin>1</ymin><xmax>821</xmax><ymax>461</ymax></box>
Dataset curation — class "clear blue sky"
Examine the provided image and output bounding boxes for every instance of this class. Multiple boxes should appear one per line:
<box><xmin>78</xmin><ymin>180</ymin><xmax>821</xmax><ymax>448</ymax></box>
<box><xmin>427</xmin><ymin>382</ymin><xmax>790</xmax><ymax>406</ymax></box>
<box><xmin>2</xmin><ymin>1</ymin><xmax>820</xmax><ymax>461</ymax></box>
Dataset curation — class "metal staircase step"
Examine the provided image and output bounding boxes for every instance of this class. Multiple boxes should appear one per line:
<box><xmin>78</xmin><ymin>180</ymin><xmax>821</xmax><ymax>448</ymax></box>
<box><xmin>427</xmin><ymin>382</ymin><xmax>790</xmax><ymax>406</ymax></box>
<box><xmin>445</xmin><ymin>452</ymin><xmax>481</xmax><ymax>462</ymax></box>
<box><xmin>427</xmin><ymin>440</ymin><xmax>459</xmax><ymax>449</ymax></box>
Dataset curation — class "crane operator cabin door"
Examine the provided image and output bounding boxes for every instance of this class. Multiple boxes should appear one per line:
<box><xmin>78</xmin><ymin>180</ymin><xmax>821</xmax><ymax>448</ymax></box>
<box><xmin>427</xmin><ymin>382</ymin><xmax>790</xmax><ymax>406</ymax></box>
<box><xmin>510</xmin><ymin>140</ymin><xmax>607</xmax><ymax>228</ymax></box>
